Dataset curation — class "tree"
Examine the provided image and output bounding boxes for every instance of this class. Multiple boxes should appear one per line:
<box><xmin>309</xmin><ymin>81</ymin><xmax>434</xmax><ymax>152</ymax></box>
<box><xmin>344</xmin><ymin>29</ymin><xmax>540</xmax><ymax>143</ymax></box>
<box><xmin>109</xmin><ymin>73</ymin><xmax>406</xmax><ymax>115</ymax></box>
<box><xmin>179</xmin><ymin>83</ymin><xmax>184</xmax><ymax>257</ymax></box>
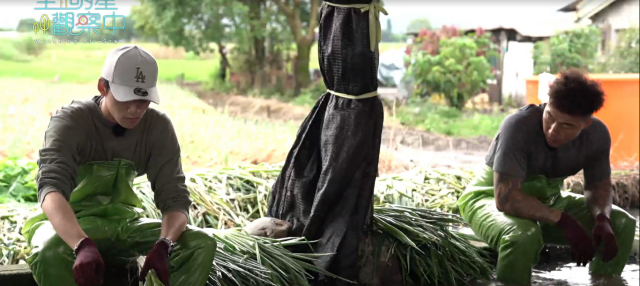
<box><xmin>406</xmin><ymin>18</ymin><xmax>431</xmax><ymax>34</ymax></box>
<box><xmin>270</xmin><ymin>0</ymin><xmax>322</xmax><ymax>96</ymax></box>
<box><xmin>132</xmin><ymin>0</ymin><xmax>247</xmax><ymax>84</ymax></box>
<box><xmin>598</xmin><ymin>27</ymin><xmax>639</xmax><ymax>73</ymax></box>
<box><xmin>407</xmin><ymin>30</ymin><xmax>496</xmax><ymax>110</ymax></box>
<box><xmin>533</xmin><ymin>26</ymin><xmax>601</xmax><ymax>74</ymax></box>
<box><xmin>381</xmin><ymin>18</ymin><xmax>398</xmax><ymax>42</ymax></box>
<box><xmin>16</xmin><ymin>18</ymin><xmax>36</xmax><ymax>33</ymax></box>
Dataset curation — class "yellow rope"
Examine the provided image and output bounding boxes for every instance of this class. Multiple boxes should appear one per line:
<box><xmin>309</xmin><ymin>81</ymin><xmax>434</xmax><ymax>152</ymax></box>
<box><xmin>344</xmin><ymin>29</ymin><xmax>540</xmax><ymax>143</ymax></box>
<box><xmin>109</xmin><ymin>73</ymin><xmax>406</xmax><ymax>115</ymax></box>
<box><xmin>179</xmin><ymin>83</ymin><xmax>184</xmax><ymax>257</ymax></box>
<box><xmin>321</xmin><ymin>0</ymin><xmax>388</xmax><ymax>52</ymax></box>
<box><xmin>326</xmin><ymin>89</ymin><xmax>378</xmax><ymax>99</ymax></box>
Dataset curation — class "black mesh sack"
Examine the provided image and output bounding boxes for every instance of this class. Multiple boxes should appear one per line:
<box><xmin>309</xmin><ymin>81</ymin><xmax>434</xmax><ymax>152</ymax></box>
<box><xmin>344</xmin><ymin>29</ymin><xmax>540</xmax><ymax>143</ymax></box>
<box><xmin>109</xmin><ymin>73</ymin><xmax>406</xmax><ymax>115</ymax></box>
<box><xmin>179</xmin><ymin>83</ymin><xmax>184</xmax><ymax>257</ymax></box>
<box><xmin>266</xmin><ymin>1</ymin><xmax>387</xmax><ymax>284</ymax></box>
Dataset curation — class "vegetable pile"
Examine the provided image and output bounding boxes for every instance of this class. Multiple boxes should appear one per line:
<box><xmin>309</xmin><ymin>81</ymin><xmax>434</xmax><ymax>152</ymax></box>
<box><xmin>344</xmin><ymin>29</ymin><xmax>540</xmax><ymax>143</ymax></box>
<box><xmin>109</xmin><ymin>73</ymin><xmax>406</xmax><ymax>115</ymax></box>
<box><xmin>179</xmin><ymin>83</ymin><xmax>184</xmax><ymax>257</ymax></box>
<box><xmin>2</xmin><ymin>158</ymin><xmax>639</xmax><ymax>285</ymax></box>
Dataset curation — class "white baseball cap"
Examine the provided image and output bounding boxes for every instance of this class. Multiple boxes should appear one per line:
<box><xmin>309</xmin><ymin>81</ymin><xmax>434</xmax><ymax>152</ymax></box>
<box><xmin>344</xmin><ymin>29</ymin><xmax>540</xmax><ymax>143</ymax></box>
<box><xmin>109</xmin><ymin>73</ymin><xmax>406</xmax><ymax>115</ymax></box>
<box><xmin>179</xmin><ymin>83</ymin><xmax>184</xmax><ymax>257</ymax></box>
<box><xmin>101</xmin><ymin>45</ymin><xmax>160</xmax><ymax>104</ymax></box>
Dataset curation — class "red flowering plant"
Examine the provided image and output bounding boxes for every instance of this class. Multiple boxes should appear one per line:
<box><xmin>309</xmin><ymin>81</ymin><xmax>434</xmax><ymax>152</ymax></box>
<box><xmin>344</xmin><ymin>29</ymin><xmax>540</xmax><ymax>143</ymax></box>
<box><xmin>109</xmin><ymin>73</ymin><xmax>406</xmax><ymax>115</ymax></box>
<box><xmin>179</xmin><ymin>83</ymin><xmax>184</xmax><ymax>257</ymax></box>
<box><xmin>403</xmin><ymin>26</ymin><xmax>498</xmax><ymax>110</ymax></box>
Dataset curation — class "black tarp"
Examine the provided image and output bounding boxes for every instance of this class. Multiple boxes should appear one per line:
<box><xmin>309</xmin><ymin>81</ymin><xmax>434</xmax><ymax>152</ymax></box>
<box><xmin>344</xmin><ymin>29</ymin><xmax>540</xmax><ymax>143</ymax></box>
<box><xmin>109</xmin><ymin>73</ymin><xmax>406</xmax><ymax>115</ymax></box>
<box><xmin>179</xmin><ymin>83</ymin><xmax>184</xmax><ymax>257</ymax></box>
<box><xmin>266</xmin><ymin>1</ymin><xmax>386</xmax><ymax>285</ymax></box>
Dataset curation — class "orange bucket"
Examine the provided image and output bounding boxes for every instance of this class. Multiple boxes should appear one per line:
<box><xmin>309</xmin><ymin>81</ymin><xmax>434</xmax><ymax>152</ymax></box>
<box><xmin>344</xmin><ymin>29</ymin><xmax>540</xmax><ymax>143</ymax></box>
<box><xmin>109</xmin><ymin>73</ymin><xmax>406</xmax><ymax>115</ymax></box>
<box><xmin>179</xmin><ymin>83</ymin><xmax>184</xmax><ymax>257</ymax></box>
<box><xmin>525</xmin><ymin>74</ymin><xmax>639</xmax><ymax>170</ymax></box>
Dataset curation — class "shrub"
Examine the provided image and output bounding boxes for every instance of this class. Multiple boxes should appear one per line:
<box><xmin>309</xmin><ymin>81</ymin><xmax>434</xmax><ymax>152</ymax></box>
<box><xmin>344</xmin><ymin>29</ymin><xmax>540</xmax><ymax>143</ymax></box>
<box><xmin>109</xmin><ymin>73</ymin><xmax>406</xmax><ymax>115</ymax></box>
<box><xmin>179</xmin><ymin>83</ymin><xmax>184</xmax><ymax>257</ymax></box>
<box><xmin>598</xmin><ymin>27</ymin><xmax>639</xmax><ymax>73</ymax></box>
<box><xmin>0</xmin><ymin>41</ymin><xmax>33</xmax><ymax>62</ymax></box>
<box><xmin>0</xmin><ymin>34</ymin><xmax>50</xmax><ymax>62</ymax></box>
<box><xmin>533</xmin><ymin>26</ymin><xmax>601</xmax><ymax>74</ymax></box>
<box><xmin>407</xmin><ymin>30</ymin><xmax>496</xmax><ymax>110</ymax></box>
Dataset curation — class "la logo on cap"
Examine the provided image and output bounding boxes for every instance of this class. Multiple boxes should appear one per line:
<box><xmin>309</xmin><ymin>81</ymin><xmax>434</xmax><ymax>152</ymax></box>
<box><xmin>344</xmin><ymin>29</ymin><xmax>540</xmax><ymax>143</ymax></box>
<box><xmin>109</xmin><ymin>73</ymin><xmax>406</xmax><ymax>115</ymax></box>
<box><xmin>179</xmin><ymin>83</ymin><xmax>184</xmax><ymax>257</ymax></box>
<box><xmin>135</xmin><ymin>66</ymin><xmax>146</xmax><ymax>83</ymax></box>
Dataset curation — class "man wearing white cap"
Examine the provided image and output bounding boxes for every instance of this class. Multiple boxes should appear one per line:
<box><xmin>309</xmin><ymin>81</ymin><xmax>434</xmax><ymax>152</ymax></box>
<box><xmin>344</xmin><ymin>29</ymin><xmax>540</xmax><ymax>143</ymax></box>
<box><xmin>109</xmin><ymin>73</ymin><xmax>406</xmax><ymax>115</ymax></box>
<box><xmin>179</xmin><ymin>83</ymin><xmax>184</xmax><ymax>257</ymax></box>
<box><xmin>20</xmin><ymin>45</ymin><xmax>217</xmax><ymax>286</ymax></box>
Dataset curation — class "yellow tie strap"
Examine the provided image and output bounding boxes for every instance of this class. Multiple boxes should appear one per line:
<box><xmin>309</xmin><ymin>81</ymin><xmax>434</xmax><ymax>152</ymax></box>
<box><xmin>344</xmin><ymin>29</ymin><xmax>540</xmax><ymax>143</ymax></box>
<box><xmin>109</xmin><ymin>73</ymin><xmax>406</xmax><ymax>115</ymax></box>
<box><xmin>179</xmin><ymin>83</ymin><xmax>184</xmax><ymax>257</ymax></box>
<box><xmin>327</xmin><ymin>89</ymin><xmax>378</xmax><ymax>99</ymax></box>
<box><xmin>321</xmin><ymin>0</ymin><xmax>389</xmax><ymax>52</ymax></box>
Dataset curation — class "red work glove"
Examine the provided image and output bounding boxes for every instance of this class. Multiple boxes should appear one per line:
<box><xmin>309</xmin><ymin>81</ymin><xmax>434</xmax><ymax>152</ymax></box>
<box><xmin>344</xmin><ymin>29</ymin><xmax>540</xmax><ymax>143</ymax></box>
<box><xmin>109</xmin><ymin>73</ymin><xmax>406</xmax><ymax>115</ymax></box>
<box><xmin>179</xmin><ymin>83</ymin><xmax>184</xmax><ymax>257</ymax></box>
<box><xmin>140</xmin><ymin>240</ymin><xmax>171</xmax><ymax>285</ymax></box>
<box><xmin>72</xmin><ymin>238</ymin><xmax>105</xmax><ymax>286</ymax></box>
<box><xmin>592</xmin><ymin>213</ymin><xmax>618</xmax><ymax>262</ymax></box>
<box><xmin>556</xmin><ymin>212</ymin><xmax>596</xmax><ymax>266</ymax></box>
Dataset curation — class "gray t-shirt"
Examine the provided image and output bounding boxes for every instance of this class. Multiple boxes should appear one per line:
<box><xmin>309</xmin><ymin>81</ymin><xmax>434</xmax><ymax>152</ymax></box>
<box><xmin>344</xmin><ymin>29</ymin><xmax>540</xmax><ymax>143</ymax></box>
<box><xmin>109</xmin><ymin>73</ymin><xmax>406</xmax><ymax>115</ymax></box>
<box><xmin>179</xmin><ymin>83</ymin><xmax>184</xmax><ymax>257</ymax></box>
<box><xmin>36</xmin><ymin>96</ymin><xmax>191</xmax><ymax>216</ymax></box>
<box><xmin>485</xmin><ymin>103</ymin><xmax>611</xmax><ymax>186</ymax></box>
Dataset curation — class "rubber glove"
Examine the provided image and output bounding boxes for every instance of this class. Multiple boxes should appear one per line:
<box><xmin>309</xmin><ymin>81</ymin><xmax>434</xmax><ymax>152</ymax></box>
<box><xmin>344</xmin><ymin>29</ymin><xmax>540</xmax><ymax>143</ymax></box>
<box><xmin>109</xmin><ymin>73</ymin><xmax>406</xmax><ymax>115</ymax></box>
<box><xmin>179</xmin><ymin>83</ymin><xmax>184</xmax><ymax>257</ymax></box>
<box><xmin>140</xmin><ymin>240</ymin><xmax>171</xmax><ymax>285</ymax></box>
<box><xmin>592</xmin><ymin>213</ymin><xmax>618</xmax><ymax>262</ymax></box>
<box><xmin>72</xmin><ymin>238</ymin><xmax>105</xmax><ymax>286</ymax></box>
<box><xmin>556</xmin><ymin>212</ymin><xmax>596</xmax><ymax>266</ymax></box>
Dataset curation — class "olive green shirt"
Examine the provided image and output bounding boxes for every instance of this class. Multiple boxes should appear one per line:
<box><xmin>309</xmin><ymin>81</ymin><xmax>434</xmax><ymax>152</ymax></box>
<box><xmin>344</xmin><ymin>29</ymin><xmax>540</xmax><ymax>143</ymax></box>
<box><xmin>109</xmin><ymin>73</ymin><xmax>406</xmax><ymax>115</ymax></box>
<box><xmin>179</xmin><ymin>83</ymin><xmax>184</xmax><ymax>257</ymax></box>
<box><xmin>36</xmin><ymin>96</ymin><xmax>191</xmax><ymax>217</ymax></box>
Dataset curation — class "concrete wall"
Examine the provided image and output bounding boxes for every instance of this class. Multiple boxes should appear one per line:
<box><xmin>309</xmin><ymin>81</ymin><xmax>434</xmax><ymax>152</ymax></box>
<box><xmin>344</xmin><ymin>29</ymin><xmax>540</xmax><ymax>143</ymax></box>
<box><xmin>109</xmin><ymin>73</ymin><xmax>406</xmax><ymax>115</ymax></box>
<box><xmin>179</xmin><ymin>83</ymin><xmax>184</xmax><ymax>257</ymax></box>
<box><xmin>501</xmin><ymin>41</ymin><xmax>534</xmax><ymax>105</ymax></box>
<box><xmin>590</xmin><ymin>0</ymin><xmax>640</xmax><ymax>54</ymax></box>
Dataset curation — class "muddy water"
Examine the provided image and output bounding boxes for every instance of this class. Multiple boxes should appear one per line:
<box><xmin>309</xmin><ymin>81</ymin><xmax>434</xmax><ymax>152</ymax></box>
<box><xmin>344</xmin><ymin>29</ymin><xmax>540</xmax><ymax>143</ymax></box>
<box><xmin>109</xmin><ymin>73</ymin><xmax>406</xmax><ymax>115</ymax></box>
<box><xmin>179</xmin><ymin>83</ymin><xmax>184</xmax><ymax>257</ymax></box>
<box><xmin>472</xmin><ymin>208</ymin><xmax>640</xmax><ymax>286</ymax></box>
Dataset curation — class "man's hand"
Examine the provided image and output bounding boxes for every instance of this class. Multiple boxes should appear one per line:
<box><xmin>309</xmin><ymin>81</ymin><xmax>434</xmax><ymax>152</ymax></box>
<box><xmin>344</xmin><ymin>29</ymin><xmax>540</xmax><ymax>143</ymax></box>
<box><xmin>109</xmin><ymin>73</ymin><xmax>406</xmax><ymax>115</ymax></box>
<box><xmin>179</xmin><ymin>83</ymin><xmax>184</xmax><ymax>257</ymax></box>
<box><xmin>140</xmin><ymin>240</ymin><xmax>170</xmax><ymax>285</ymax></box>
<box><xmin>493</xmin><ymin>172</ymin><xmax>562</xmax><ymax>224</ymax></box>
<box><xmin>556</xmin><ymin>212</ymin><xmax>596</xmax><ymax>266</ymax></box>
<box><xmin>584</xmin><ymin>178</ymin><xmax>617</xmax><ymax>261</ymax></box>
<box><xmin>72</xmin><ymin>238</ymin><xmax>105</xmax><ymax>286</ymax></box>
<box><xmin>138</xmin><ymin>211</ymin><xmax>187</xmax><ymax>285</ymax></box>
<box><xmin>592</xmin><ymin>213</ymin><xmax>618</xmax><ymax>262</ymax></box>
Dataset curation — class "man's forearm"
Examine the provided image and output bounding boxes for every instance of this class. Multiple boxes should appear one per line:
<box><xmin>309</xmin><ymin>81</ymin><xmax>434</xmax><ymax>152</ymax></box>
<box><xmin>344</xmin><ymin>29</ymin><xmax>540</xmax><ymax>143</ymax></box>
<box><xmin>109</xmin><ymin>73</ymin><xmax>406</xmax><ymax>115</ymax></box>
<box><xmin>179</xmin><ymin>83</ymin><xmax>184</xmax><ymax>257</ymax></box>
<box><xmin>500</xmin><ymin>190</ymin><xmax>562</xmax><ymax>224</ymax></box>
<box><xmin>41</xmin><ymin>191</ymin><xmax>88</xmax><ymax>249</ymax></box>
<box><xmin>160</xmin><ymin>211</ymin><xmax>188</xmax><ymax>242</ymax></box>
<box><xmin>494</xmin><ymin>171</ymin><xmax>562</xmax><ymax>224</ymax></box>
<box><xmin>584</xmin><ymin>178</ymin><xmax>613</xmax><ymax>219</ymax></box>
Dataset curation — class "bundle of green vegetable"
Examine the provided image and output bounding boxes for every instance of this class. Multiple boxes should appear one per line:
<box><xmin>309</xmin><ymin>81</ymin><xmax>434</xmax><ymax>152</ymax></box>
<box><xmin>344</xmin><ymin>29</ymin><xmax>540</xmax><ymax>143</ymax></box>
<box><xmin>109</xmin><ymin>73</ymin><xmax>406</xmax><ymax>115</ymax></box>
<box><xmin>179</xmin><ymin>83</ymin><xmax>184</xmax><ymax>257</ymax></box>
<box><xmin>135</xmin><ymin>174</ymin><xmax>353</xmax><ymax>286</ymax></box>
<box><xmin>133</xmin><ymin>163</ymin><xmax>280</xmax><ymax>229</ymax></box>
<box><xmin>1</xmin><ymin>162</ymin><xmax>493</xmax><ymax>285</ymax></box>
<box><xmin>372</xmin><ymin>205</ymin><xmax>493</xmax><ymax>285</ymax></box>
<box><xmin>374</xmin><ymin>167</ymin><xmax>475</xmax><ymax>214</ymax></box>
<box><xmin>204</xmin><ymin>229</ymin><xmax>351</xmax><ymax>286</ymax></box>
<box><xmin>131</xmin><ymin>164</ymin><xmax>492</xmax><ymax>285</ymax></box>
<box><xmin>132</xmin><ymin>163</ymin><xmax>476</xmax><ymax>232</ymax></box>
<box><xmin>0</xmin><ymin>204</ymin><xmax>36</xmax><ymax>265</ymax></box>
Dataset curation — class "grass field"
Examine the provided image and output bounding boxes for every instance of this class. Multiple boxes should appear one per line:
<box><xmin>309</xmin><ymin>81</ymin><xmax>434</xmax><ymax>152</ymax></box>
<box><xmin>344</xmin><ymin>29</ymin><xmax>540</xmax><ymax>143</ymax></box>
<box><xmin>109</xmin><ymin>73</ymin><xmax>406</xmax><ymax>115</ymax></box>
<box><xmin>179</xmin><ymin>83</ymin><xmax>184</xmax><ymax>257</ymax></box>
<box><xmin>0</xmin><ymin>78</ymin><xmax>301</xmax><ymax>171</ymax></box>
<box><xmin>394</xmin><ymin>98</ymin><xmax>507</xmax><ymax>138</ymax></box>
<box><xmin>0</xmin><ymin>36</ymin><xmax>502</xmax><ymax>141</ymax></box>
<box><xmin>0</xmin><ymin>37</ymin><xmax>407</xmax><ymax>84</ymax></box>
<box><xmin>0</xmin><ymin>40</ymin><xmax>219</xmax><ymax>83</ymax></box>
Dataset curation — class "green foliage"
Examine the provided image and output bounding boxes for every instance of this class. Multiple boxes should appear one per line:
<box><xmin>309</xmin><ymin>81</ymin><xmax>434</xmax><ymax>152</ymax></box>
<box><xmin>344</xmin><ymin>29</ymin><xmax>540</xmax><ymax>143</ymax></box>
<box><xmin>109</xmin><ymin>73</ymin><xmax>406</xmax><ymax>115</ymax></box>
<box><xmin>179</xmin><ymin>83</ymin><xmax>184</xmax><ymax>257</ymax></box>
<box><xmin>533</xmin><ymin>26</ymin><xmax>601</xmax><ymax>74</ymax></box>
<box><xmin>381</xmin><ymin>18</ymin><xmax>403</xmax><ymax>42</ymax></box>
<box><xmin>0</xmin><ymin>158</ymin><xmax>38</xmax><ymax>204</ymax></box>
<box><xmin>15</xmin><ymin>18</ymin><xmax>35</xmax><ymax>33</ymax></box>
<box><xmin>132</xmin><ymin>0</ymin><xmax>235</xmax><ymax>55</ymax></box>
<box><xmin>228</xmin><ymin>1</ymin><xmax>295</xmax><ymax>77</ymax></box>
<box><xmin>203</xmin><ymin>68</ymin><xmax>235</xmax><ymax>93</ymax></box>
<box><xmin>288</xmin><ymin>80</ymin><xmax>326</xmax><ymax>106</ymax></box>
<box><xmin>0</xmin><ymin>34</ymin><xmax>51</xmax><ymax>62</ymax></box>
<box><xmin>0</xmin><ymin>41</ymin><xmax>31</xmax><ymax>62</ymax></box>
<box><xmin>134</xmin><ymin>0</ymin><xmax>298</xmax><ymax>91</ymax></box>
<box><xmin>598</xmin><ymin>27</ymin><xmax>639</xmax><ymax>73</ymax></box>
<box><xmin>408</xmin><ymin>32</ymin><xmax>495</xmax><ymax>110</ymax></box>
<box><xmin>15</xmin><ymin>34</ymin><xmax>49</xmax><ymax>57</ymax></box>
<box><xmin>395</xmin><ymin>98</ymin><xmax>506</xmax><ymax>138</ymax></box>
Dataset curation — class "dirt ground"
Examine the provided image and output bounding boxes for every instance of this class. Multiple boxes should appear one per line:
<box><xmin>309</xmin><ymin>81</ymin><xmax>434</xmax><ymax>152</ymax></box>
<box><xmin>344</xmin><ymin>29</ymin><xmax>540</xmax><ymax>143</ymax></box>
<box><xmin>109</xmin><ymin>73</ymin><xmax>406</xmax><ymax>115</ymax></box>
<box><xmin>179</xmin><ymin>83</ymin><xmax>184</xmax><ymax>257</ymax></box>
<box><xmin>181</xmin><ymin>82</ymin><xmax>494</xmax><ymax>173</ymax></box>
